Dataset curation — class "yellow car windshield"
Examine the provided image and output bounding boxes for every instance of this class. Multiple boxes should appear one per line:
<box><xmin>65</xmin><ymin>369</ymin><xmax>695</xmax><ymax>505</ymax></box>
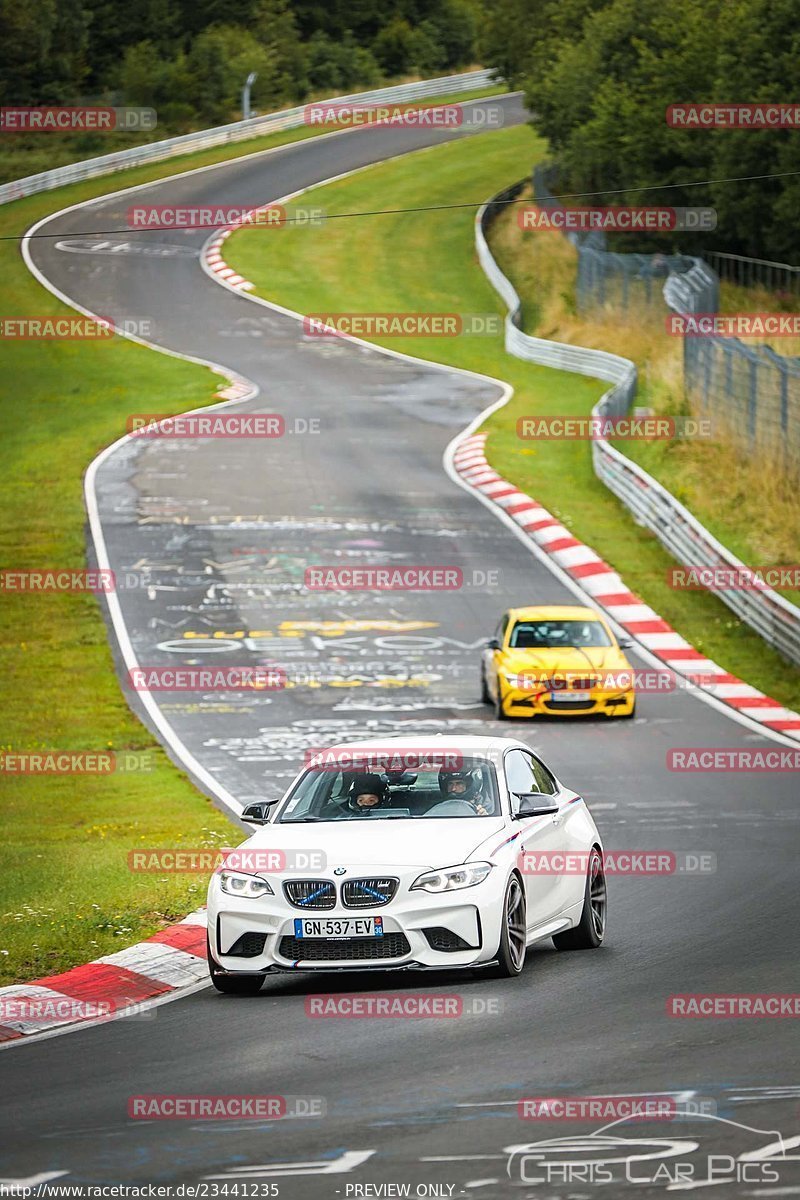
<box><xmin>509</xmin><ymin>620</ymin><xmax>612</xmax><ymax>649</ymax></box>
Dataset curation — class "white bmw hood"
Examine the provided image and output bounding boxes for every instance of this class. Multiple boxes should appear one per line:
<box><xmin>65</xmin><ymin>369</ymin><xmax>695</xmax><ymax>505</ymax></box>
<box><xmin>246</xmin><ymin>817</ymin><xmax>506</xmax><ymax>870</ymax></box>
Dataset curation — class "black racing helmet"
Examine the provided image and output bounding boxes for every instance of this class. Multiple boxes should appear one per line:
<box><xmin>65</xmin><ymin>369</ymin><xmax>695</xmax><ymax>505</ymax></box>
<box><xmin>438</xmin><ymin>767</ymin><xmax>477</xmax><ymax>801</ymax></box>
<box><xmin>348</xmin><ymin>772</ymin><xmax>388</xmax><ymax>808</ymax></box>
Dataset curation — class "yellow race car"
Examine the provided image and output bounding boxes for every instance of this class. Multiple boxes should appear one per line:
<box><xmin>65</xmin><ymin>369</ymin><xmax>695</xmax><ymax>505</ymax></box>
<box><xmin>481</xmin><ymin>605</ymin><xmax>637</xmax><ymax>720</ymax></box>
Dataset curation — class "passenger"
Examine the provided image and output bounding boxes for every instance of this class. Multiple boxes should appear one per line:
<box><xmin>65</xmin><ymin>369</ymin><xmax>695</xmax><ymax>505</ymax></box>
<box><xmin>344</xmin><ymin>773</ymin><xmax>389</xmax><ymax>815</ymax></box>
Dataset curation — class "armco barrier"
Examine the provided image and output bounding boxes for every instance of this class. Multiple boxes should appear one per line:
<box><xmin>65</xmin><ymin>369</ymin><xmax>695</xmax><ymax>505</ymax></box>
<box><xmin>0</xmin><ymin>69</ymin><xmax>497</xmax><ymax>206</ymax></box>
<box><xmin>476</xmin><ymin>183</ymin><xmax>800</xmax><ymax>666</ymax></box>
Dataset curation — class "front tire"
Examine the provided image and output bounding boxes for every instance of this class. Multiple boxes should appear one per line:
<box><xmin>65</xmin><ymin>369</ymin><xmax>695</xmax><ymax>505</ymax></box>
<box><xmin>207</xmin><ymin>935</ymin><xmax>264</xmax><ymax>994</ymax></box>
<box><xmin>493</xmin><ymin>677</ymin><xmax>508</xmax><ymax>721</ymax></box>
<box><xmin>480</xmin><ymin>666</ymin><xmax>490</xmax><ymax>703</ymax></box>
<box><xmin>552</xmin><ymin>848</ymin><xmax>606</xmax><ymax>950</ymax></box>
<box><xmin>489</xmin><ymin>875</ymin><xmax>527</xmax><ymax>977</ymax></box>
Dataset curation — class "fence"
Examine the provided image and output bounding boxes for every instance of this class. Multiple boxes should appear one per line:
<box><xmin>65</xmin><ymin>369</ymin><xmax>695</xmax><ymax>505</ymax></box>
<box><xmin>0</xmin><ymin>69</ymin><xmax>497</xmax><ymax>207</ymax></box>
<box><xmin>703</xmin><ymin>250</ymin><xmax>800</xmax><ymax>297</ymax></box>
<box><xmin>532</xmin><ymin>164</ymin><xmax>800</xmax><ymax>478</ymax></box>
<box><xmin>532</xmin><ymin>164</ymin><xmax>719</xmax><ymax>313</ymax></box>
<box><xmin>476</xmin><ymin>182</ymin><xmax>800</xmax><ymax>667</ymax></box>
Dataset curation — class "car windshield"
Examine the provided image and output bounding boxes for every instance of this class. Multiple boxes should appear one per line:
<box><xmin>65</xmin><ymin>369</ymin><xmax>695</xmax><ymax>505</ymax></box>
<box><xmin>509</xmin><ymin>619</ymin><xmax>612</xmax><ymax>649</ymax></box>
<box><xmin>278</xmin><ymin>756</ymin><xmax>501</xmax><ymax>822</ymax></box>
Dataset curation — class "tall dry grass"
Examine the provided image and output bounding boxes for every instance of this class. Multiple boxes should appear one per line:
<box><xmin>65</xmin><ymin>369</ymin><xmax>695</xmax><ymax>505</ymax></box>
<box><xmin>489</xmin><ymin>185</ymin><xmax>800</xmax><ymax>574</ymax></box>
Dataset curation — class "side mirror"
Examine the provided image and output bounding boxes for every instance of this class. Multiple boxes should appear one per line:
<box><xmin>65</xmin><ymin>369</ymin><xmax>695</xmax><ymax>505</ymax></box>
<box><xmin>487</xmin><ymin>637</ymin><xmax>500</xmax><ymax>650</ymax></box>
<box><xmin>618</xmin><ymin>637</ymin><xmax>633</xmax><ymax>650</ymax></box>
<box><xmin>241</xmin><ymin>801</ymin><xmax>277</xmax><ymax>825</ymax></box>
<box><xmin>513</xmin><ymin>792</ymin><xmax>559</xmax><ymax>818</ymax></box>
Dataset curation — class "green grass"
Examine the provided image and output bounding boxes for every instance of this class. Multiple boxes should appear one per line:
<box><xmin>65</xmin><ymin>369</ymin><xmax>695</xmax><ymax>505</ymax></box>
<box><xmin>223</xmin><ymin>124</ymin><xmax>800</xmax><ymax>712</ymax></box>
<box><xmin>0</xmin><ymin>205</ymin><xmax>236</xmax><ymax>987</ymax></box>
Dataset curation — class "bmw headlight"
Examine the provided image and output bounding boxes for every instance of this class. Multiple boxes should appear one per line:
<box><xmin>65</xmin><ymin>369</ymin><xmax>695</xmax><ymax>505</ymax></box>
<box><xmin>410</xmin><ymin>862</ymin><xmax>493</xmax><ymax>893</ymax></box>
<box><xmin>219</xmin><ymin>870</ymin><xmax>274</xmax><ymax>899</ymax></box>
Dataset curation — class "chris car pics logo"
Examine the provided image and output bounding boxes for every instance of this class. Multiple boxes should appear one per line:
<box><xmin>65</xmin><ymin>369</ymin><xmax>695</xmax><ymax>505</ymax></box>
<box><xmin>506</xmin><ymin>1112</ymin><xmax>793</xmax><ymax>1188</ymax></box>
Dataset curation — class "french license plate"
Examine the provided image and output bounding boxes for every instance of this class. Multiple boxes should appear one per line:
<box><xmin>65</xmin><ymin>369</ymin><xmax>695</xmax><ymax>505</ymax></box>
<box><xmin>549</xmin><ymin>691</ymin><xmax>591</xmax><ymax>702</ymax></box>
<box><xmin>294</xmin><ymin>917</ymin><xmax>384</xmax><ymax>939</ymax></box>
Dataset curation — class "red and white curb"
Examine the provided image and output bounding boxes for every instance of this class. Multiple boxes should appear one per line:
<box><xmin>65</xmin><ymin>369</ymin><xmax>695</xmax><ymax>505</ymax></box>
<box><xmin>452</xmin><ymin>434</ymin><xmax>800</xmax><ymax>740</ymax></box>
<box><xmin>0</xmin><ymin>910</ymin><xmax>208</xmax><ymax>1045</ymax></box>
<box><xmin>205</xmin><ymin>221</ymin><xmax>259</xmax><ymax>291</ymax></box>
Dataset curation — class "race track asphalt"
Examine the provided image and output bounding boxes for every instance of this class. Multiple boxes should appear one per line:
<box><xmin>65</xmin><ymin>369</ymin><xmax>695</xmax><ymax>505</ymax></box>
<box><xmin>4</xmin><ymin>94</ymin><xmax>799</xmax><ymax>1197</ymax></box>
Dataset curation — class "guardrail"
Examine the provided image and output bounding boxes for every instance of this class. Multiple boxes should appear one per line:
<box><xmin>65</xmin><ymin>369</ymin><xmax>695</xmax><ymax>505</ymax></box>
<box><xmin>0</xmin><ymin>69</ymin><xmax>498</xmax><ymax>206</ymax></box>
<box><xmin>476</xmin><ymin>182</ymin><xmax>800</xmax><ymax>666</ymax></box>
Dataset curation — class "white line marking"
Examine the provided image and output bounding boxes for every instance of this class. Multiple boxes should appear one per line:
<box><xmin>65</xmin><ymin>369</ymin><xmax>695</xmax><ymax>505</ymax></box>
<box><xmin>204</xmin><ymin>1150</ymin><xmax>376</xmax><ymax>1178</ymax></box>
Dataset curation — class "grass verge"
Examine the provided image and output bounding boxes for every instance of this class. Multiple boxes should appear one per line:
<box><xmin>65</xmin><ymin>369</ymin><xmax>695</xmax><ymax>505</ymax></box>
<box><xmin>223</xmin><ymin>125</ymin><xmax>800</xmax><ymax>711</ymax></box>
<box><xmin>0</xmin><ymin>212</ymin><xmax>235</xmax><ymax>987</ymax></box>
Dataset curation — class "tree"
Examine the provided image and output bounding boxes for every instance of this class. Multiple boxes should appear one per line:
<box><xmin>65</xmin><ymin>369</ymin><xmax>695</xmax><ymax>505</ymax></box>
<box><xmin>420</xmin><ymin>0</ymin><xmax>477</xmax><ymax>69</ymax></box>
<box><xmin>185</xmin><ymin>25</ymin><xmax>280</xmax><ymax>122</ymax></box>
<box><xmin>305</xmin><ymin>31</ymin><xmax>380</xmax><ymax>93</ymax></box>
<box><xmin>371</xmin><ymin>16</ymin><xmax>442</xmax><ymax>77</ymax></box>
<box><xmin>253</xmin><ymin>0</ymin><xmax>309</xmax><ymax>102</ymax></box>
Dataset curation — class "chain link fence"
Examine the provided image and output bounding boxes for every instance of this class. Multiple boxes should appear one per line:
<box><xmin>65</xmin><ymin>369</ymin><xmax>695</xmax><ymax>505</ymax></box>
<box><xmin>531</xmin><ymin>164</ymin><xmax>800</xmax><ymax>477</ymax></box>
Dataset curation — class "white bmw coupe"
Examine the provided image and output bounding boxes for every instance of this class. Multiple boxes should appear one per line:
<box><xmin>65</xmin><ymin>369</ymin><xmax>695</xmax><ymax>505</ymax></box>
<box><xmin>206</xmin><ymin>735</ymin><xmax>605</xmax><ymax>992</ymax></box>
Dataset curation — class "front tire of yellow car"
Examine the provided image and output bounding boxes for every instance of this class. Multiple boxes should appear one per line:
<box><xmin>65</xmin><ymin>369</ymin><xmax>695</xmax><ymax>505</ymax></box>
<box><xmin>494</xmin><ymin>678</ymin><xmax>509</xmax><ymax>721</ymax></box>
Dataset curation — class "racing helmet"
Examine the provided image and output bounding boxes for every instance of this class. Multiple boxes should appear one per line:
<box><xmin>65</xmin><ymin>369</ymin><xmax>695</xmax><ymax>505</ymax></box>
<box><xmin>348</xmin><ymin>772</ymin><xmax>388</xmax><ymax>810</ymax></box>
<box><xmin>438</xmin><ymin>767</ymin><xmax>478</xmax><ymax>801</ymax></box>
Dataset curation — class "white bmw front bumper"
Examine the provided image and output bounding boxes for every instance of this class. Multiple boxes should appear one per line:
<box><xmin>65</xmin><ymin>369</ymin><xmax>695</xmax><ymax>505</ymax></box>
<box><xmin>207</xmin><ymin>864</ymin><xmax>507</xmax><ymax>973</ymax></box>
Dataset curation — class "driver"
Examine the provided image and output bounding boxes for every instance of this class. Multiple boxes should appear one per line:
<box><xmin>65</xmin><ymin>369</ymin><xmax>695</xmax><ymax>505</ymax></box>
<box><xmin>344</xmin><ymin>773</ymin><xmax>389</xmax><ymax>815</ymax></box>
<box><xmin>438</xmin><ymin>768</ymin><xmax>490</xmax><ymax>816</ymax></box>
